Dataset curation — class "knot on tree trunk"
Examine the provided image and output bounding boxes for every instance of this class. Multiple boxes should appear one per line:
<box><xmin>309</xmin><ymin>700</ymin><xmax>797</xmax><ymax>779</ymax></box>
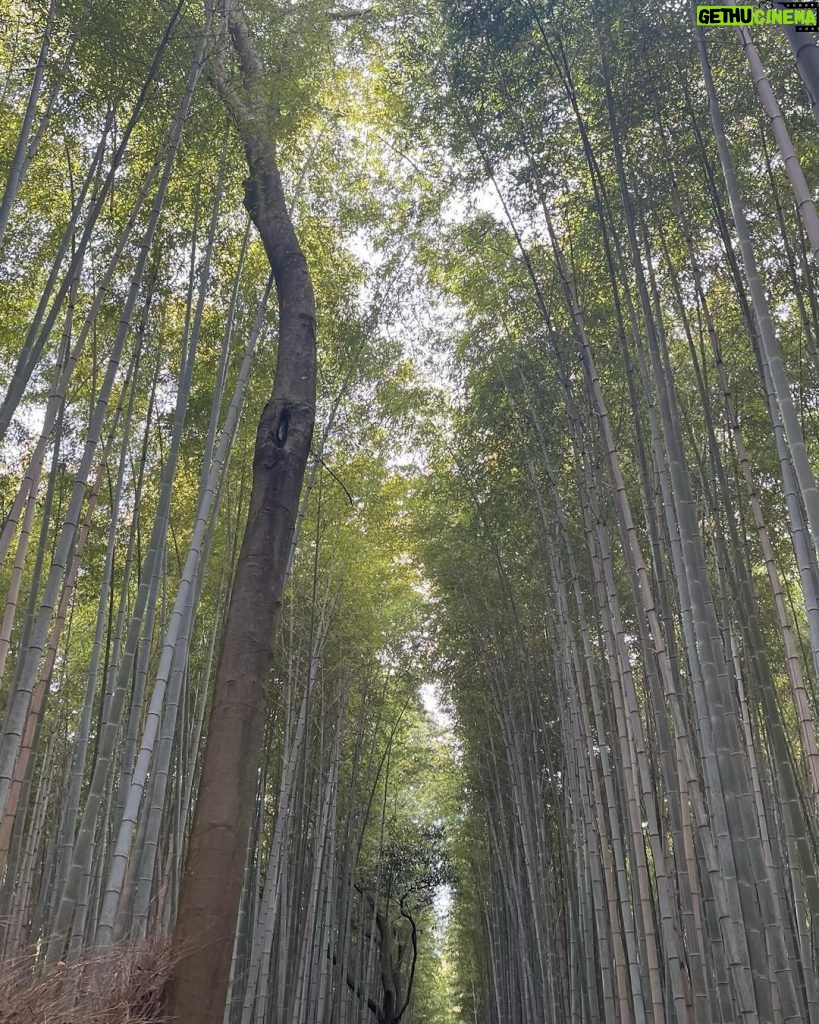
<box><xmin>275</xmin><ymin>408</ymin><xmax>289</xmax><ymax>446</ymax></box>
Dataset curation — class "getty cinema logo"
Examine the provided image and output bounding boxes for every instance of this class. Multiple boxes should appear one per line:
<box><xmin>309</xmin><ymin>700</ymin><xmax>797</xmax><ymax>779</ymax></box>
<box><xmin>696</xmin><ymin>2</ymin><xmax>819</xmax><ymax>29</ymax></box>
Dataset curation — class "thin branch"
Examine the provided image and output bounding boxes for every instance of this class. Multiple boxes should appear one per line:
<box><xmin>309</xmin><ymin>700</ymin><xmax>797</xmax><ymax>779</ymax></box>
<box><xmin>316</xmin><ymin>455</ymin><xmax>354</xmax><ymax>505</ymax></box>
<box><xmin>394</xmin><ymin>896</ymin><xmax>418</xmax><ymax>1022</ymax></box>
<box><xmin>329</xmin><ymin>6</ymin><xmax>373</xmax><ymax>20</ymax></box>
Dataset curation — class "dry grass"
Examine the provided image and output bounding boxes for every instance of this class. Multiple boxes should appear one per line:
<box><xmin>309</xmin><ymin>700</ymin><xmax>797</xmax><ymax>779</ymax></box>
<box><xmin>0</xmin><ymin>940</ymin><xmax>174</xmax><ymax>1023</ymax></box>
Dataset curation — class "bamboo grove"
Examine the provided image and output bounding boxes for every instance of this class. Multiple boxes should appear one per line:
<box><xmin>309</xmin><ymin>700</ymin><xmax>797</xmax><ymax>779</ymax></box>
<box><xmin>5</xmin><ymin>0</ymin><xmax>819</xmax><ymax>1022</ymax></box>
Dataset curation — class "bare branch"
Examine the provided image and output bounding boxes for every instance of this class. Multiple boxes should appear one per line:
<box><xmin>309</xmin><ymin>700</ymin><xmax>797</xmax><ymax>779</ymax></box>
<box><xmin>329</xmin><ymin>6</ymin><xmax>373</xmax><ymax>20</ymax></box>
<box><xmin>394</xmin><ymin>896</ymin><xmax>418</xmax><ymax>1023</ymax></box>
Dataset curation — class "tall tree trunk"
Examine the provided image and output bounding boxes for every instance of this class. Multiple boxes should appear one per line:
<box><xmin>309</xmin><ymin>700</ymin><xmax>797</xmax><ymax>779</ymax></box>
<box><xmin>168</xmin><ymin>2</ymin><xmax>317</xmax><ymax>1020</ymax></box>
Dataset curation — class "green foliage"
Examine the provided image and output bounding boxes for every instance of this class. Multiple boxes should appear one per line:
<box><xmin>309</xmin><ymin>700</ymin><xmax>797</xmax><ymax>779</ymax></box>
<box><xmin>5</xmin><ymin>0</ymin><xmax>819</xmax><ymax>1019</ymax></box>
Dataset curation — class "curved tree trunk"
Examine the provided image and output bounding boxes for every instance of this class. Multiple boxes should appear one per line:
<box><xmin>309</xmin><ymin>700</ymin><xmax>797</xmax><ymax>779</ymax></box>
<box><xmin>168</xmin><ymin>3</ymin><xmax>317</xmax><ymax>1021</ymax></box>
